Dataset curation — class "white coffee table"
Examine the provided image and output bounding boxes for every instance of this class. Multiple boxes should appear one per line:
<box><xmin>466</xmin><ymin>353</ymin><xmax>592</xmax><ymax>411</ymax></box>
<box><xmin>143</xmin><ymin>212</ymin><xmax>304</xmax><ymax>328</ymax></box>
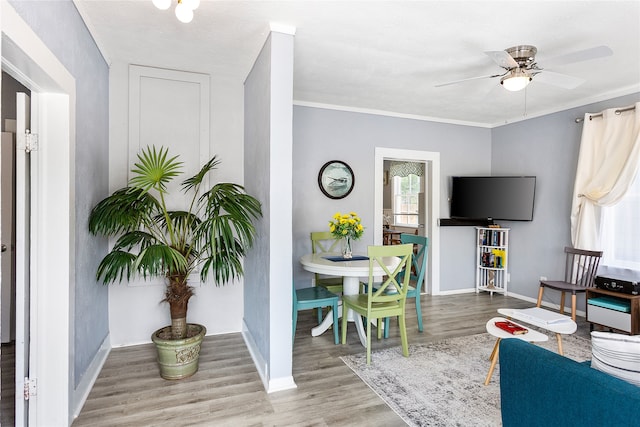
<box><xmin>484</xmin><ymin>317</ymin><xmax>549</xmax><ymax>385</ymax></box>
<box><xmin>498</xmin><ymin>307</ymin><xmax>577</xmax><ymax>355</ymax></box>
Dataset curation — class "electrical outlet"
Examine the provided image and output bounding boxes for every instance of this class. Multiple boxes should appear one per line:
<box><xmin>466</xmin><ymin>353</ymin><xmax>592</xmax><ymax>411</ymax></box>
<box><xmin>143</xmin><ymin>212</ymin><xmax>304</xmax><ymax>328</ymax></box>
<box><xmin>540</xmin><ymin>276</ymin><xmax>547</xmax><ymax>281</ymax></box>
<box><xmin>507</xmin><ymin>273</ymin><xmax>511</xmax><ymax>282</ymax></box>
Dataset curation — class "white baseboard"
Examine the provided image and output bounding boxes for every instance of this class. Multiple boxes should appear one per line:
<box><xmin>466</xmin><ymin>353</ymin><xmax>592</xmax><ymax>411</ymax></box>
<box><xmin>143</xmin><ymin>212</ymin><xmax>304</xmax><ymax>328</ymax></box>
<box><xmin>267</xmin><ymin>375</ymin><xmax>297</xmax><ymax>393</ymax></box>
<box><xmin>434</xmin><ymin>288</ymin><xmax>477</xmax><ymax>296</ymax></box>
<box><xmin>241</xmin><ymin>320</ymin><xmax>297</xmax><ymax>394</ymax></box>
<box><xmin>71</xmin><ymin>333</ymin><xmax>111</xmax><ymax>420</ymax></box>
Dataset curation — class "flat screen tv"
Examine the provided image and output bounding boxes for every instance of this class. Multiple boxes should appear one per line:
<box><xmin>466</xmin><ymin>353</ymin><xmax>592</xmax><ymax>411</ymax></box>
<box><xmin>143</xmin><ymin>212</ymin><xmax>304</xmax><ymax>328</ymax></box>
<box><xmin>450</xmin><ymin>176</ymin><xmax>536</xmax><ymax>221</ymax></box>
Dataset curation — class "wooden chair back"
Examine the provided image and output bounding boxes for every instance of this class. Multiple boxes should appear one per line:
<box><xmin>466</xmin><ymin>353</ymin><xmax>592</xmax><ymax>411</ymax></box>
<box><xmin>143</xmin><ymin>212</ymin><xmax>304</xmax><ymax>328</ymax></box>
<box><xmin>563</xmin><ymin>246</ymin><xmax>603</xmax><ymax>287</ymax></box>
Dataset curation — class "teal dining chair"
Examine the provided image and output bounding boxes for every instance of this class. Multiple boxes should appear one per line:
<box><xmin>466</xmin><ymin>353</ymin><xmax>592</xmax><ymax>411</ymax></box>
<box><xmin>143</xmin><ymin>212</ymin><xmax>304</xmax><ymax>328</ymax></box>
<box><xmin>369</xmin><ymin>233</ymin><xmax>428</xmax><ymax>338</ymax></box>
<box><xmin>310</xmin><ymin>231</ymin><xmax>344</xmax><ymax>323</ymax></box>
<box><xmin>394</xmin><ymin>233</ymin><xmax>428</xmax><ymax>336</ymax></box>
<box><xmin>293</xmin><ymin>284</ymin><xmax>340</xmax><ymax>345</ymax></box>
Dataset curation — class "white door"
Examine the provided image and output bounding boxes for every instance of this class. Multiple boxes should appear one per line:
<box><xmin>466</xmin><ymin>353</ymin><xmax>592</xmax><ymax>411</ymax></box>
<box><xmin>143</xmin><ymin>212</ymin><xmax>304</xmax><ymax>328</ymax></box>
<box><xmin>15</xmin><ymin>92</ymin><xmax>33</xmax><ymax>426</ymax></box>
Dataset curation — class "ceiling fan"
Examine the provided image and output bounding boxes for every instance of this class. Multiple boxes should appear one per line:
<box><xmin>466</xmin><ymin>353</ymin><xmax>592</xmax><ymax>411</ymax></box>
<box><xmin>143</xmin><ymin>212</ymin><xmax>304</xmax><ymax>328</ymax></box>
<box><xmin>435</xmin><ymin>45</ymin><xmax>613</xmax><ymax>91</ymax></box>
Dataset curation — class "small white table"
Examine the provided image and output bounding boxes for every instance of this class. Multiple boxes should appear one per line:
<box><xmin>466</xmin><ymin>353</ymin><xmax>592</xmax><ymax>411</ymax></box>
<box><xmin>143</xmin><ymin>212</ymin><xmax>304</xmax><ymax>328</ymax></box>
<box><xmin>299</xmin><ymin>252</ymin><xmax>401</xmax><ymax>347</ymax></box>
<box><xmin>498</xmin><ymin>307</ymin><xmax>577</xmax><ymax>355</ymax></box>
<box><xmin>484</xmin><ymin>316</ymin><xmax>549</xmax><ymax>385</ymax></box>
<box><xmin>484</xmin><ymin>307</ymin><xmax>578</xmax><ymax>385</ymax></box>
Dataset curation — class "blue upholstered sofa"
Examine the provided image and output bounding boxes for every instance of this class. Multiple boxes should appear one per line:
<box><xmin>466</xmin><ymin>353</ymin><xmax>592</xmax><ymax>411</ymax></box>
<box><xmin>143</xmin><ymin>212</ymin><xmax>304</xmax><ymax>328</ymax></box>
<box><xmin>499</xmin><ymin>339</ymin><xmax>640</xmax><ymax>427</ymax></box>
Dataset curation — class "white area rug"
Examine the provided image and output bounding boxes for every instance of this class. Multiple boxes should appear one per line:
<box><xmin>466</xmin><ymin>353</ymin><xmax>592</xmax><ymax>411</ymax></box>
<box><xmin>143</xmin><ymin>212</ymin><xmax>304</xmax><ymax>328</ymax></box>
<box><xmin>341</xmin><ymin>332</ymin><xmax>591</xmax><ymax>427</ymax></box>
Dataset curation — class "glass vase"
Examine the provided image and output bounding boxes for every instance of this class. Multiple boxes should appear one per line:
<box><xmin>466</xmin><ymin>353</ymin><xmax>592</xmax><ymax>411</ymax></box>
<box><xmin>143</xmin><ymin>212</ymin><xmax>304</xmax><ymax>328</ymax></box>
<box><xmin>342</xmin><ymin>236</ymin><xmax>353</xmax><ymax>259</ymax></box>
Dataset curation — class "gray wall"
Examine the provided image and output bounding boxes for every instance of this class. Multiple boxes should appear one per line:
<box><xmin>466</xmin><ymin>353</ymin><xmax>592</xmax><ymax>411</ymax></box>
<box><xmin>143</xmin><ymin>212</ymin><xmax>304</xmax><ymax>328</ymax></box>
<box><xmin>244</xmin><ymin>30</ymin><xmax>295</xmax><ymax>388</ymax></box>
<box><xmin>244</xmin><ymin>34</ymin><xmax>272</xmax><ymax>364</ymax></box>
<box><xmin>492</xmin><ymin>92</ymin><xmax>640</xmax><ymax>310</ymax></box>
<box><xmin>9</xmin><ymin>0</ymin><xmax>110</xmax><ymax>388</ymax></box>
<box><xmin>292</xmin><ymin>106</ymin><xmax>493</xmax><ymax>293</ymax></box>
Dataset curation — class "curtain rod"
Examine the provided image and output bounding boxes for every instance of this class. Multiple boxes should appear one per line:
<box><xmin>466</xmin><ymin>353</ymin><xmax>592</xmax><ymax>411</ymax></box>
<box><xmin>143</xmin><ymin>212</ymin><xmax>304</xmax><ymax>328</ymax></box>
<box><xmin>574</xmin><ymin>105</ymin><xmax>636</xmax><ymax>123</ymax></box>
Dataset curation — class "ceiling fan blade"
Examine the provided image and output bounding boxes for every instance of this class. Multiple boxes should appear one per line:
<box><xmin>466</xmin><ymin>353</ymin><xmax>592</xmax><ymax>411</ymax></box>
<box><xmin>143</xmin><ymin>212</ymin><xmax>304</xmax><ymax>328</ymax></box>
<box><xmin>435</xmin><ymin>73</ymin><xmax>503</xmax><ymax>88</ymax></box>
<box><xmin>484</xmin><ymin>50</ymin><xmax>519</xmax><ymax>69</ymax></box>
<box><xmin>534</xmin><ymin>70</ymin><xmax>585</xmax><ymax>89</ymax></box>
<box><xmin>543</xmin><ymin>45</ymin><xmax>613</xmax><ymax>68</ymax></box>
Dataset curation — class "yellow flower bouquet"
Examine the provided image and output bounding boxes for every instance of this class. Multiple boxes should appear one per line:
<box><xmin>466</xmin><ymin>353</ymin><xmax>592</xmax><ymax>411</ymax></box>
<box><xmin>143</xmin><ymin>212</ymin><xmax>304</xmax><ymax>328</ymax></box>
<box><xmin>328</xmin><ymin>212</ymin><xmax>364</xmax><ymax>258</ymax></box>
<box><xmin>328</xmin><ymin>212</ymin><xmax>364</xmax><ymax>240</ymax></box>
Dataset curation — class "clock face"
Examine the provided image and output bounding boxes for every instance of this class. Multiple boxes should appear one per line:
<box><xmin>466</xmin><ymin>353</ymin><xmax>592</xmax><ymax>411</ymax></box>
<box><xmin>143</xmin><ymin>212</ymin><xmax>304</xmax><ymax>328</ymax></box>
<box><xmin>318</xmin><ymin>161</ymin><xmax>355</xmax><ymax>199</ymax></box>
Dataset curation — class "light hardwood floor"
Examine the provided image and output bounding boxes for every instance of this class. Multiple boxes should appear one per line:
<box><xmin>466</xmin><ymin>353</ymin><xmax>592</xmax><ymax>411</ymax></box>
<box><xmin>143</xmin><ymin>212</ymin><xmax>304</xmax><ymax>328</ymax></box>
<box><xmin>73</xmin><ymin>293</ymin><xmax>591</xmax><ymax>426</ymax></box>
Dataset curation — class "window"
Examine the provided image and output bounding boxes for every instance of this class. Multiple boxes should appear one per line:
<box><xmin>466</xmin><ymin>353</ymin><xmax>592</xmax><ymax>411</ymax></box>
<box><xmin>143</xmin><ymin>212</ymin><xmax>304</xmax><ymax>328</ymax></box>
<box><xmin>392</xmin><ymin>174</ymin><xmax>420</xmax><ymax>226</ymax></box>
<box><xmin>600</xmin><ymin>172</ymin><xmax>640</xmax><ymax>270</ymax></box>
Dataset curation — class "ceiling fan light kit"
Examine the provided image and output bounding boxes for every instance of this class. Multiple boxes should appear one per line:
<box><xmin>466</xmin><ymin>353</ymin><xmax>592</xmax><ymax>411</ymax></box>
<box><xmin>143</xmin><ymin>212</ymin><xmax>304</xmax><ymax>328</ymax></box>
<box><xmin>501</xmin><ymin>68</ymin><xmax>532</xmax><ymax>91</ymax></box>
<box><xmin>152</xmin><ymin>0</ymin><xmax>199</xmax><ymax>23</ymax></box>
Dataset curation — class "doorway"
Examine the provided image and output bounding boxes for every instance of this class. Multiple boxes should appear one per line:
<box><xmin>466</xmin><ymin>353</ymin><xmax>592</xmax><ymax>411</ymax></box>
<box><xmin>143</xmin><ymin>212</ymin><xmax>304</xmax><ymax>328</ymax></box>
<box><xmin>2</xmin><ymin>3</ymin><xmax>76</xmax><ymax>424</ymax></box>
<box><xmin>382</xmin><ymin>159</ymin><xmax>426</xmax><ymax>237</ymax></box>
<box><xmin>375</xmin><ymin>148</ymin><xmax>440</xmax><ymax>295</ymax></box>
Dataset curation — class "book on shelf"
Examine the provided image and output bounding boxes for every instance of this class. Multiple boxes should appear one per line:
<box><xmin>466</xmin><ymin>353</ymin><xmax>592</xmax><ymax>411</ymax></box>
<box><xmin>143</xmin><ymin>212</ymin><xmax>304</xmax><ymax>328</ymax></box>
<box><xmin>491</xmin><ymin>249</ymin><xmax>506</xmax><ymax>268</ymax></box>
<box><xmin>481</xmin><ymin>251</ymin><xmax>490</xmax><ymax>267</ymax></box>
<box><xmin>479</xmin><ymin>228</ymin><xmax>506</xmax><ymax>247</ymax></box>
<box><xmin>512</xmin><ymin>307</ymin><xmax>572</xmax><ymax>325</ymax></box>
<box><xmin>480</xmin><ymin>249</ymin><xmax>506</xmax><ymax>268</ymax></box>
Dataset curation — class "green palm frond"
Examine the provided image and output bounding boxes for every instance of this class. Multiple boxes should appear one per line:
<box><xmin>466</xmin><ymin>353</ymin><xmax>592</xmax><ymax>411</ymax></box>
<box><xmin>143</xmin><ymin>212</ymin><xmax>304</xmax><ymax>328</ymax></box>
<box><xmin>200</xmin><ymin>237</ymin><xmax>245</xmax><ymax>284</ymax></box>
<box><xmin>197</xmin><ymin>213</ymin><xmax>253</xmax><ymax>284</ymax></box>
<box><xmin>89</xmin><ymin>187</ymin><xmax>161</xmax><ymax>236</ymax></box>
<box><xmin>155</xmin><ymin>211</ymin><xmax>201</xmax><ymax>253</ymax></box>
<box><xmin>159</xmin><ymin>211</ymin><xmax>201</xmax><ymax>234</ymax></box>
<box><xmin>202</xmin><ymin>183</ymin><xmax>262</xmax><ymax>222</ymax></box>
<box><xmin>181</xmin><ymin>155</ymin><xmax>221</xmax><ymax>193</ymax></box>
<box><xmin>96</xmin><ymin>251</ymin><xmax>137</xmax><ymax>284</ymax></box>
<box><xmin>112</xmin><ymin>230</ymin><xmax>158</xmax><ymax>252</ymax></box>
<box><xmin>129</xmin><ymin>146</ymin><xmax>183</xmax><ymax>193</ymax></box>
<box><xmin>135</xmin><ymin>244</ymin><xmax>189</xmax><ymax>277</ymax></box>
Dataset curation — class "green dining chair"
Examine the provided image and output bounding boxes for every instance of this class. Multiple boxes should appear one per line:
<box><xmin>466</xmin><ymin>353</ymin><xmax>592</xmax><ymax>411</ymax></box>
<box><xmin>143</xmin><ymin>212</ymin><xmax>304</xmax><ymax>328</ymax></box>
<box><xmin>310</xmin><ymin>231</ymin><xmax>344</xmax><ymax>322</ymax></box>
<box><xmin>293</xmin><ymin>283</ymin><xmax>340</xmax><ymax>345</ymax></box>
<box><xmin>341</xmin><ymin>244</ymin><xmax>413</xmax><ymax>364</ymax></box>
<box><xmin>310</xmin><ymin>231</ymin><xmax>344</xmax><ymax>292</ymax></box>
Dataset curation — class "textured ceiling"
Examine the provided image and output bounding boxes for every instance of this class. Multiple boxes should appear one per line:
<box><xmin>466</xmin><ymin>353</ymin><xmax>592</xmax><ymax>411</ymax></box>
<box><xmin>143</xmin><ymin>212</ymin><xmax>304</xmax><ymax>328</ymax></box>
<box><xmin>75</xmin><ymin>0</ymin><xmax>640</xmax><ymax>127</ymax></box>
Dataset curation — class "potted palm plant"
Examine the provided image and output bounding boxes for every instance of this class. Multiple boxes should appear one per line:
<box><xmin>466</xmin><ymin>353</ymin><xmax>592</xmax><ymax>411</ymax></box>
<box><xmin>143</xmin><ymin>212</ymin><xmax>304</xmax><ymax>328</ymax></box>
<box><xmin>89</xmin><ymin>146</ymin><xmax>262</xmax><ymax>379</ymax></box>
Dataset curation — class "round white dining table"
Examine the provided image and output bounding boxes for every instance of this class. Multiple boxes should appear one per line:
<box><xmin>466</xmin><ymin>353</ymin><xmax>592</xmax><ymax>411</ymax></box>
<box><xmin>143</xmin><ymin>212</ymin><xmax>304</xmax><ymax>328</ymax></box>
<box><xmin>299</xmin><ymin>252</ymin><xmax>401</xmax><ymax>347</ymax></box>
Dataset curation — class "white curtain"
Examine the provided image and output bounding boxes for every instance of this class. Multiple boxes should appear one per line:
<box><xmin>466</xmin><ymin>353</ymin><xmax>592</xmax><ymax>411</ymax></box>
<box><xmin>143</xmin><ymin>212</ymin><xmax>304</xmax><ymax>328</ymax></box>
<box><xmin>571</xmin><ymin>102</ymin><xmax>640</xmax><ymax>250</ymax></box>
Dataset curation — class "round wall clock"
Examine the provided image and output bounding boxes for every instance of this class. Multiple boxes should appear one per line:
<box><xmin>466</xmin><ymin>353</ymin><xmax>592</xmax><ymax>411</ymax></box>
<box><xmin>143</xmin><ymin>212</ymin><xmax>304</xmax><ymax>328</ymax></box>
<box><xmin>318</xmin><ymin>160</ymin><xmax>355</xmax><ymax>199</ymax></box>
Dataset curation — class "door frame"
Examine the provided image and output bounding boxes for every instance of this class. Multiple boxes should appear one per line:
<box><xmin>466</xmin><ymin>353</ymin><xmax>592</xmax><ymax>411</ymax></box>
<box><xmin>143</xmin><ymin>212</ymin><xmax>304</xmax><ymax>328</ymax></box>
<box><xmin>375</xmin><ymin>148</ymin><xmax>440</xmax><ymax>295</ymax></box>
<box><xmin>2</xmin><ymin>2</ymin><xmax>76</xmax><ymax>425</ymax></box>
